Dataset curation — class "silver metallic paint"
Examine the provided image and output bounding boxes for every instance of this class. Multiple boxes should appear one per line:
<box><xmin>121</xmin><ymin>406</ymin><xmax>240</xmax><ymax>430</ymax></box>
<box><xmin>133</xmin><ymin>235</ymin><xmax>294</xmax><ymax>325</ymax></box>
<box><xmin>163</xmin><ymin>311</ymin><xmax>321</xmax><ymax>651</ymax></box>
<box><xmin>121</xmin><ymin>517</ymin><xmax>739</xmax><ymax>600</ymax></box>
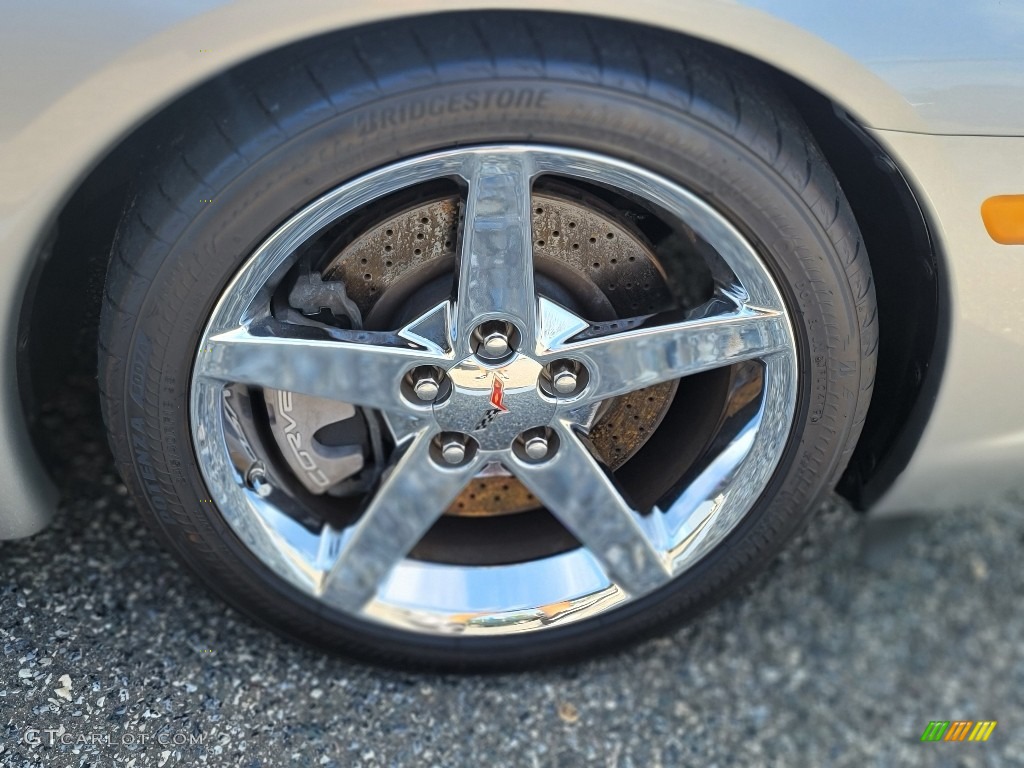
<box><xmin>869</xmin><ymin>128</ymin><xmax>1024</xmax><ymax>514</ymax></box>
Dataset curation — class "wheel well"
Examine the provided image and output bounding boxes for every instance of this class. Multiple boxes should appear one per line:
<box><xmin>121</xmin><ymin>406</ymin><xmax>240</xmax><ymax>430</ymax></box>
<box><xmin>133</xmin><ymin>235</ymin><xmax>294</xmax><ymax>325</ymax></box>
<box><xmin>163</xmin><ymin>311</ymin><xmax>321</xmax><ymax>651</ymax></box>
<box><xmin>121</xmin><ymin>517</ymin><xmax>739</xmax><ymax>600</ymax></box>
<box><xmin>777</xmin><ymin>82</ymin><xmax>946</xmax><ymax>510</ymax></box>
<box><xmin>19</xmin><ymin>11</ymin><xmax>945</xmax><ymax>509</ymax></box>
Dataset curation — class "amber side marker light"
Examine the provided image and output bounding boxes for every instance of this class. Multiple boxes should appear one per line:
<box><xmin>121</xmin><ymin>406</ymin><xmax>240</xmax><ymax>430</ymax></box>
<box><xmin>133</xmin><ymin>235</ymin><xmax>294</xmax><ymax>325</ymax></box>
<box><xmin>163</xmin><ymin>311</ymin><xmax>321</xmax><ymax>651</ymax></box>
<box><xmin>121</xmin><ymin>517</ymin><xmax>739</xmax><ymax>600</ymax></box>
<box><xmin>982</xmin><ymin>195</ymin><xmax>1024</xmax><ymax>244</ymax></box>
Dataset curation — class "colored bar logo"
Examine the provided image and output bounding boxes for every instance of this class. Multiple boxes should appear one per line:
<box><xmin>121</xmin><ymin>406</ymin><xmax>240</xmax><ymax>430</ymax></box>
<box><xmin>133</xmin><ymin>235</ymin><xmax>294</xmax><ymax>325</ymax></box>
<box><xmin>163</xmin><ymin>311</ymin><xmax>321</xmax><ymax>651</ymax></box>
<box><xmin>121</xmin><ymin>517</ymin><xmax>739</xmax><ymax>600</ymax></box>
<box><xmin>920</xmin><ymin>721</ymin><xmax>997</xmax><ymax>742</ymax></box>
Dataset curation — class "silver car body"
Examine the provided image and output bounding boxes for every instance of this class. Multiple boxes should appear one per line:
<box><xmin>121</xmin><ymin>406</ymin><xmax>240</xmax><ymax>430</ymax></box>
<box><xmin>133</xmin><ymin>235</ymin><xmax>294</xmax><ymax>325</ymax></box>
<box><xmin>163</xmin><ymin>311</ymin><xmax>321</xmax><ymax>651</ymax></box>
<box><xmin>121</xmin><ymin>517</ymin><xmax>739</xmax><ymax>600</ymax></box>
<box><xmin>2</xmin><ymin>0</ymin><xmax>1023</xmax><ymax>537</ymax></box>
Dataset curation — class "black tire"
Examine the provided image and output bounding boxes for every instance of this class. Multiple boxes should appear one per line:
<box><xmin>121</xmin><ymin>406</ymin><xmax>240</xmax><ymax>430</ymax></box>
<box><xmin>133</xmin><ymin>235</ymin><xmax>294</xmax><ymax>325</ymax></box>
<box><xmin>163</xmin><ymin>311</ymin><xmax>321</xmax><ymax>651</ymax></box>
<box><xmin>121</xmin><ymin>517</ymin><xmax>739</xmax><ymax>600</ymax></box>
<box><xmin>98</xmin><ymin>13</ymin><xmax>877</xmax><ymax>670</ymax></box>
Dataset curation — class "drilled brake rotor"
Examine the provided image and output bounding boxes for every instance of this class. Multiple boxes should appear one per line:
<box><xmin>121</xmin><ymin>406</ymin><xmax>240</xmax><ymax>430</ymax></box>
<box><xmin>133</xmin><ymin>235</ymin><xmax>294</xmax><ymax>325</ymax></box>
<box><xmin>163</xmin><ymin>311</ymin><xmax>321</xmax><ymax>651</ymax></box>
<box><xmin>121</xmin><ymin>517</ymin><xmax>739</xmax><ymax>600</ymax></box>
<box><xmin>274</xmin><ymin>188</ymin><xmax>678</xmax><ymax>517</ymax></box>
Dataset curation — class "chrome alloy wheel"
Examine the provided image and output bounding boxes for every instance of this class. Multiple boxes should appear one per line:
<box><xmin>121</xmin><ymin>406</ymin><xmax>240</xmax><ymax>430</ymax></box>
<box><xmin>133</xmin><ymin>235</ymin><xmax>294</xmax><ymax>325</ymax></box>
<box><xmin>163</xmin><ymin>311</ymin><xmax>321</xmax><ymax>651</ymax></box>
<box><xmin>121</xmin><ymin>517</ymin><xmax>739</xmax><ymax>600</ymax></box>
<box><xmin>189</xmin><ymin>145</ymin><xmax>798</xmax><ymax>635</ymax></box>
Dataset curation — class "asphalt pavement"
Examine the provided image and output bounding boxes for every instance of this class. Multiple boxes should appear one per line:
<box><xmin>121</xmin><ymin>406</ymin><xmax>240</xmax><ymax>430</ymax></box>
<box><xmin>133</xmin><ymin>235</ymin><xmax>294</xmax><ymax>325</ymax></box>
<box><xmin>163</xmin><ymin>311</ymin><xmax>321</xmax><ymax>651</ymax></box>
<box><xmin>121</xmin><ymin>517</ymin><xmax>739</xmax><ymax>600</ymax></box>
<box><xmin>1</xmin><ymin>381</ymin><xmax>1022</xmax><ymax>767</ymax></box>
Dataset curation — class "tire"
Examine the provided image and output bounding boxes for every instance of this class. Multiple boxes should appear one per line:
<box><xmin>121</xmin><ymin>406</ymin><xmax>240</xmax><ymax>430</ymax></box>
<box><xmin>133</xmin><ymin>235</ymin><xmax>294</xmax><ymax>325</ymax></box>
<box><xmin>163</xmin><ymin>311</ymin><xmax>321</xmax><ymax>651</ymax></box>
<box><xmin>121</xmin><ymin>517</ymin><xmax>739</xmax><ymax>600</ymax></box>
<box><xmin>98</xmin><ymin>13</ymin><xmax>876</xmax><ymax>670</ymax></box>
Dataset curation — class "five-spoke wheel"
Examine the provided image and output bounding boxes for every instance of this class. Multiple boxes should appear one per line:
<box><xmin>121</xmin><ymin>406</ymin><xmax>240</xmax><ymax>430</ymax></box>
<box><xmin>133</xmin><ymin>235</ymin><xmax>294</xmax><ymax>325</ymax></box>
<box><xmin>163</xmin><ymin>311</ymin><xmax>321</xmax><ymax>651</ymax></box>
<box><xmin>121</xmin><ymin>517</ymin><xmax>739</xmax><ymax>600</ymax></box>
<box><xmin>190</xmin><ymin>146</ymin><xmax>797</xmax><ymax>628</ymax></box>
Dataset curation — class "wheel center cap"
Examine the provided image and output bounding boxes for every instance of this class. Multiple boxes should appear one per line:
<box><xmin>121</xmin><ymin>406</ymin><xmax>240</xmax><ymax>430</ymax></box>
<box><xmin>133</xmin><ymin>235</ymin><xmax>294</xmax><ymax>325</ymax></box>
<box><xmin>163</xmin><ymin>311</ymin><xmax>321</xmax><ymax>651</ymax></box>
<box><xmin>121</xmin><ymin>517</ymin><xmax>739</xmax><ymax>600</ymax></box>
<box><xmin>433</xmin><ymin>353</ymin><xmax>555</xmax><ymax>450</ymax></box>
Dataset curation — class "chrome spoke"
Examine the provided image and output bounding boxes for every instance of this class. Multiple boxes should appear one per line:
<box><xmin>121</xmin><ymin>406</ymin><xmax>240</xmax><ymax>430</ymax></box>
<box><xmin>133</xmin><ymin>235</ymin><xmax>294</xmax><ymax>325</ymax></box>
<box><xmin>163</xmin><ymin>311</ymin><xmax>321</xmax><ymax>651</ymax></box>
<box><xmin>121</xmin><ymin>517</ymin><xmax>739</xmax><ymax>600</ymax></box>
<box><xmin>320</xmin><ymin>429</ymin><xmax>481</xmax><ymax>611</ymax></box>
<box><xmin>197</xmin><ymin>327</ymin><xmax>443</xmax><ymax>413</ymax></box>
<box><xmin>514</xmin><ymin>422</ymin><xmax>672</xmax><ymax>596</ymax></box>
<box><xmin>553</xmin><ymin>306</ymin><xmax>790</xmax><ymax>403</ymax></box>
<box><xmin>453</xmin><ymin>152</ymin><xmax>537</xmax><ymax>354</ymax></box>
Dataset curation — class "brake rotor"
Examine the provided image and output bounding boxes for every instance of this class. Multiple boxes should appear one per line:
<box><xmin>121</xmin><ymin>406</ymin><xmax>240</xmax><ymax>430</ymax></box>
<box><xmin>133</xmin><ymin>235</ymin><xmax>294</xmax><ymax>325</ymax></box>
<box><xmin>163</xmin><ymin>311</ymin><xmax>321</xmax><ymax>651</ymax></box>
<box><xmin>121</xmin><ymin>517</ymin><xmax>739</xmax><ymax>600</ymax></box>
<box><xmin>271</xmin><ymin>187</ymin><xmax>678</xmax><ymax>516</ymax></box>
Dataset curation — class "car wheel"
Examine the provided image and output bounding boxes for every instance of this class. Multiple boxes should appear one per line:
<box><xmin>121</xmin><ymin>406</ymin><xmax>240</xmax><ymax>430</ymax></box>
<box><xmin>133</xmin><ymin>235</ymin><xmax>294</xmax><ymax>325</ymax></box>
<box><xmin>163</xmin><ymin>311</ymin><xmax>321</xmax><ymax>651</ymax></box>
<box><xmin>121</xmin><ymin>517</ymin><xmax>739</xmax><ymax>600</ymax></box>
<box><xmin>98</xmin><ymin>15</ymin><xmax>876</xmax><ymax>669</ymax></box>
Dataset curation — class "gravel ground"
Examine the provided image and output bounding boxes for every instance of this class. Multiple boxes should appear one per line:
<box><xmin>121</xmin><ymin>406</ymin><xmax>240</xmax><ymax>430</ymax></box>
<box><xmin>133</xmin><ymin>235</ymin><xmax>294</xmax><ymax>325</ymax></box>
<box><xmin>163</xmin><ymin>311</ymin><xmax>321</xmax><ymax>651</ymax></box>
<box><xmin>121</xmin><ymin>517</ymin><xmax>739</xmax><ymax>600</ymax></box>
<box><xmin>1</xmin><ymin>382</ymin><xmax>1022</xmax><ymax>767</ymax></box>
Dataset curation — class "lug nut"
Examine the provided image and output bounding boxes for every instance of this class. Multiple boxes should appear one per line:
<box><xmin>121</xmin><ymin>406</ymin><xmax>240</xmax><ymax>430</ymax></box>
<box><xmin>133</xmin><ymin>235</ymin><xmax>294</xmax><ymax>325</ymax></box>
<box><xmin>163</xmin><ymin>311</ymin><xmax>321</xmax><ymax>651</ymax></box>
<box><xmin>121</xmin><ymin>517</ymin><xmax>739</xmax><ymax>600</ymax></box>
<box><xmin>247</xmin><ymin>467</ymin><xmax>273</xmax><ymax>498</ymax></box>
<box><xmin>482</xmin><ymin>331</ymin><xmax>509</xmax><ymax>358</ymax></box>
<box><xmin>552</xmin><ymin>369</ymin><xmax>578</xmax><ymax>395</ymax></box>
<box><xmin>408</xmin><ymin>366</ymin><xmax>446</xmax><ymax>404</ymax></box>
<box><xmin>545</xmin><ymin>359</ymin><xmax>586</xmax><ymax>397</ymax></box>
<box><xmin>524</xmin><ymin>435</ymin><xmax>550</xmax><ymax>460</ymax></box>
<box><xmin>434</xmin><ymin>433</ymin><xmax>476</xmax><ymax>466</ymax></box>
<box><xmin>475</xmin><ymin>320</ymin><xmax>514</xmax><ymax>359</ymax></box>
<box><xmin>516</xmin><ymin>427</ymin><xmax>557</xmax><ymax>463</ymax></box>
<box><xmin>413</xmin><ymin>375</ymin><xmax>441</xmax><ymax>401</ymax></box>
<box><xmin>440</xmin><ymin>437</ymin><xmax>467</xmax><ymax>465</ymax></box>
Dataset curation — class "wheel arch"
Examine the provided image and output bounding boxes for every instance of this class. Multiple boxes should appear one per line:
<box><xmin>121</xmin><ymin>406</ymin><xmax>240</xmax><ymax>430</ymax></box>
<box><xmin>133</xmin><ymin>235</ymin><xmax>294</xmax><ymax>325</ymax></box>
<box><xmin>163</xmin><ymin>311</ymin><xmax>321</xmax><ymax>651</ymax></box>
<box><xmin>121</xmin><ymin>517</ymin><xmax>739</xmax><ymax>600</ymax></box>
<box><xmin>14</xmin><ymin>8</ymin><xmax>944</xmax><ymax>535</ymax></box>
